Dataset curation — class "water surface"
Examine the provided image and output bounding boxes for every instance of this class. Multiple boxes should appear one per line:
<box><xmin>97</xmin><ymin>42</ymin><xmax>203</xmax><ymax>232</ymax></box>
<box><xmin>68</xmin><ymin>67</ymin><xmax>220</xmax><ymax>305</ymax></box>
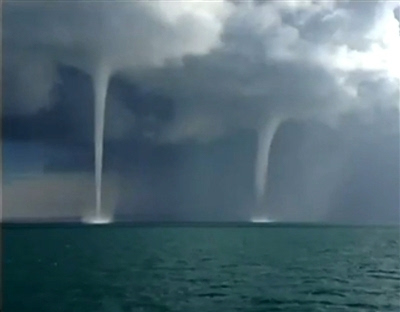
<box><xmin>3</xmin><ymin>225</ymin><xmax>400</xmax><ymax>311</ymax></box>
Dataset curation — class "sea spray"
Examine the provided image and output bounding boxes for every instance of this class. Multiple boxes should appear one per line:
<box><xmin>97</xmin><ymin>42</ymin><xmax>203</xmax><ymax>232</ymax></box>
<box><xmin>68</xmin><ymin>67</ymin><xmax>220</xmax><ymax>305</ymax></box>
<box><xmin>93</xmin><ymin>65</ymin><xmax>111</xmax><ymax>220</ymax></box>
<box><xmin>254</xmin><ymin>117</ymin><xmax>282</xmax><ymax>217</ymax></box>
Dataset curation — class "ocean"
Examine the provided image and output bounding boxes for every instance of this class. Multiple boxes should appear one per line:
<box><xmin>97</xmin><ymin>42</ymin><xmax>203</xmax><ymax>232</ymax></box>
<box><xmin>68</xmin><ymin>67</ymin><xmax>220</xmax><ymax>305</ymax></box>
<box><xmin>2</xmin><ymin>224</ymin><xmax>400</xmax><ymax>312</ymax></box>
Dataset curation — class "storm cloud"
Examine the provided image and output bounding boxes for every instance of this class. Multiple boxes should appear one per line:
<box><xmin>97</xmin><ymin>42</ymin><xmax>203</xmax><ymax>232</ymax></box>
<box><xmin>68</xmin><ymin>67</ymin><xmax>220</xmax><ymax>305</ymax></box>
<box><xmin>2</xmin><ymin>0</ymin><xmax>399</xmax><ymax>223</ymax></box>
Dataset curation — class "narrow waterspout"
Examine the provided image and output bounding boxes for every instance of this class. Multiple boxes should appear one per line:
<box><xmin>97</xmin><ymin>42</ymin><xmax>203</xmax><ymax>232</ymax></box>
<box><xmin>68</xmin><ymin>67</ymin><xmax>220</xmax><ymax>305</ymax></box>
<box><xmin>93</xmin><ymin>65</ymin><xmax>111</xmax><ymax>221</ymax></box>
<box><xmin>254</xmin><ymin>117</ymin><xmax>282</xmax><ymax>218</ymax></box>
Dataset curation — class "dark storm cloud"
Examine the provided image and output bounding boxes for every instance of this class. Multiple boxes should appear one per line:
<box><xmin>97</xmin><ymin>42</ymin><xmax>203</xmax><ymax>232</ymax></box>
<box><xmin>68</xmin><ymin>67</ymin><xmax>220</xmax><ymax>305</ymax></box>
<box><xmin>3</xmin><ymin>64</ymin><xmax>175</xmax><ymax>147</ymax></box>
<box><xmin>3</xmin><ymin>1</ymin><xmax>232</xmax><ymax>115</ymax></box>
<box><xmin>3</xmin><ymin>65</ymin><xmax>93</xmax><ymax>146</ymax></box>
<box><xmin>2</xmin><ymin>0</ymin><xmax>399</xmax><ymax>223</ymax></box>
<box><xmin>4</xmin><ymin>1</ymin><xmax>398</xmax><ymax>141</ymax></box>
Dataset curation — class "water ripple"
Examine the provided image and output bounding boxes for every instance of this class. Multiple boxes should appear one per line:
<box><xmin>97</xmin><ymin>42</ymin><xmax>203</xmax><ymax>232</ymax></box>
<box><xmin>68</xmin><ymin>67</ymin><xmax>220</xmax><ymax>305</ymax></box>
<box><xmin>3</xmin><ymin>226</ymin><xmax>400</xmax><ymax>312</ymax></box>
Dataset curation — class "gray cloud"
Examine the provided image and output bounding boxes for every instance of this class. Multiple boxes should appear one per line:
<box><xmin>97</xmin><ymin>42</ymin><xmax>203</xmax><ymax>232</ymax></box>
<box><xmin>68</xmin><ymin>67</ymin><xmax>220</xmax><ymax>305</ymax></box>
<box><xmin>3</xmin><ymin>0</ymin><xmax>399</xmax><ymax>223</ymax></box>
<box><xmin>122</xmin><ymin>1</ymin><xmax>398</xmax><ymax>143</ymax></box>
<box><xmin>4</xmin><ymin>1</ymin><xmax>398</xmax><ymax>137</ymax></box>
<box><xmin>3</xmin><ymin>0</ymin><xmax>233</xmax><ymax>114</ymax></box>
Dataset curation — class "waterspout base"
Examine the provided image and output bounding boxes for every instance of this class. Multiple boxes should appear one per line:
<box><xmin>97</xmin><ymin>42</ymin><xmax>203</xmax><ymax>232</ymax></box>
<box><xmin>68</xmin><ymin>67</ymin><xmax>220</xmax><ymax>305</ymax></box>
<box><xmin>82</xmin><ymin>215</ymin><xmax>112</xmax><ymax>225</ymax></box>
<box><xmin>250</xmin><ymin>216</ymin><xmax>275</xmax><ymax>223</ymax></box>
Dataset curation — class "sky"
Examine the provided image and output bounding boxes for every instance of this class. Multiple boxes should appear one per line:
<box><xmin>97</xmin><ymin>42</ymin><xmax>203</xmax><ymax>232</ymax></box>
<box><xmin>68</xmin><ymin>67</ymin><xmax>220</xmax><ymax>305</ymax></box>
<box><xmin>2</xmin><ymin>0</ymin><xmax>400</xmax><ymax>223</ymax></box>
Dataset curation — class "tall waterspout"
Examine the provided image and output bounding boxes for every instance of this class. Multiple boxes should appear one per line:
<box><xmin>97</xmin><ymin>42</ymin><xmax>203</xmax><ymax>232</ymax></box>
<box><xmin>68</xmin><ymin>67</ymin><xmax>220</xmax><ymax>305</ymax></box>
<box><xmin>93</xmin><ymin>66</ymin><xmax>111</xmax><ymax>221</ymax></box>
<box><xmin>254</xmin><ymin>117</ymin><xmax>282</xmax><ymax>218</ymax></box>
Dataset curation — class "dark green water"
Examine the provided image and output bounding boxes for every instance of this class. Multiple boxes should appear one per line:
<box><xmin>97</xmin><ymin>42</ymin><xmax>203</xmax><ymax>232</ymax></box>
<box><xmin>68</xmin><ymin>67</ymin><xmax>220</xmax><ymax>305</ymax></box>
<box><xmin>3</xmin><ymin>225</ymin><xmax>400</xmax><ymax>312</ymax></box>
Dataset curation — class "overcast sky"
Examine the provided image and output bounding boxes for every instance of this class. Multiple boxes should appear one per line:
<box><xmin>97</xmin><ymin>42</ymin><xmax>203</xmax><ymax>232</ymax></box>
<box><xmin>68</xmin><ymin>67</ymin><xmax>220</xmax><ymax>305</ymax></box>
<box><xmin>2</xmin><ymin>0</ymin><xmax>400</xmax><ymax>223</ymax></box>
